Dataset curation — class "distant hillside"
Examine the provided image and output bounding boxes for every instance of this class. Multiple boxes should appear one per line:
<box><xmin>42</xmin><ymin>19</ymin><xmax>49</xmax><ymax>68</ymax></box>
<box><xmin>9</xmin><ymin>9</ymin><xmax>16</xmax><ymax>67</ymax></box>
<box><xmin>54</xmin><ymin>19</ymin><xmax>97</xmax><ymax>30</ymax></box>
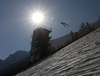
<box><xmin>0</xmin><ymin>50</ymin><xmax>29</xmax><ymax>70</ymax></box>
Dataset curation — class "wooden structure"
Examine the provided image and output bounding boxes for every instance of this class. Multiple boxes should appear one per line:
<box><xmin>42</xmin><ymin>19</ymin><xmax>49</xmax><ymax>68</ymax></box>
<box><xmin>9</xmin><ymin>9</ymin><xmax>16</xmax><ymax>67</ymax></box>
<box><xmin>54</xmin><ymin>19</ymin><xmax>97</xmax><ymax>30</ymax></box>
<box><xmin>30</xmin><ymin>27</ymin><xmax>52</xmax><ymax>62</ymax></box>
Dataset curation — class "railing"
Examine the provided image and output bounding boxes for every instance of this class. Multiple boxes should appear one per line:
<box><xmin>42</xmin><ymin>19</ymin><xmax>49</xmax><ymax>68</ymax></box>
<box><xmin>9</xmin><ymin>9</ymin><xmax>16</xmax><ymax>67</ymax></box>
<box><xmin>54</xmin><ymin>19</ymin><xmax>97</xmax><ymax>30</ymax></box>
<box><xmin>37</xmin><ymin>25</ymin><xmax>52</xmax><ymax>32</ymax></box>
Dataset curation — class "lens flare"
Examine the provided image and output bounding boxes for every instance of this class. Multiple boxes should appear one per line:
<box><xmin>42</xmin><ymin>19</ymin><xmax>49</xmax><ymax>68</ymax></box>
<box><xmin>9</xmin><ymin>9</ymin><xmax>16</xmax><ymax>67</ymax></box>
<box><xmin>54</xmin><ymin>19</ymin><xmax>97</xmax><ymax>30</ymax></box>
<box><xmin>51</xmin><ymin>18</ymin><xmax>53</xmax><ymax>20</ymax></box>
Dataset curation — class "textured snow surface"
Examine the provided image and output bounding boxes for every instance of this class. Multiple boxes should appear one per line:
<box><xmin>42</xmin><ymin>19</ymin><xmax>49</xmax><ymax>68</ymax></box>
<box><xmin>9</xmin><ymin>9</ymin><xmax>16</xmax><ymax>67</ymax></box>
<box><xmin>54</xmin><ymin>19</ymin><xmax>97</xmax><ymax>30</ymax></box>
<box><xmin>16</xmin><ymin>28</ymin><xmax>100</xmax><ymax>76</ymax></box>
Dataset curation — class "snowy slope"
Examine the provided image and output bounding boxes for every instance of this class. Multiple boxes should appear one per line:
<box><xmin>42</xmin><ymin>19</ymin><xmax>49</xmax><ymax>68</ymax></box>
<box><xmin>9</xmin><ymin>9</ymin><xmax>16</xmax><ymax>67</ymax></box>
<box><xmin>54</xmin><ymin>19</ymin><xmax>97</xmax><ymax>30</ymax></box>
<box><xmin>16</xmin><ymin>28</ymin><xmax>100</xmax><ymax>76</ymax></box>
<box><xmin>50</xmin><ymin>33</ymin><xmax>72</xmax><ymax>48</ymax></box>
<box><xmin>50</xmin><ymin>20</ymin><xmax>100</xmax><ymax>49</ymax></box>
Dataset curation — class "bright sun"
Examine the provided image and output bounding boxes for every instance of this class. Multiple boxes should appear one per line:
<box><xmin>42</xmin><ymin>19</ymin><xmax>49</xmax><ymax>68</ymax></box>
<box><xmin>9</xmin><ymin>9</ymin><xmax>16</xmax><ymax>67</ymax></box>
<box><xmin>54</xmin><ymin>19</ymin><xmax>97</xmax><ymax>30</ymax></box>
<box><xmin>32</xmin><ymin>12</ymin><xmax>44</xmax><ymax>24</ymax></box>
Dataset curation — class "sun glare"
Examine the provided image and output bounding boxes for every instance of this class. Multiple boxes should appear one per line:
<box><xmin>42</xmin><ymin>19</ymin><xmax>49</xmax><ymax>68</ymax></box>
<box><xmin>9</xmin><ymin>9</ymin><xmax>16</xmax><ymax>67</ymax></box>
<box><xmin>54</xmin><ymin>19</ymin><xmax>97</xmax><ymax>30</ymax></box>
<box><xmin>32</xmin><ymin>12</ymin><xmax>44</xmax><ymax>24</ymax></box>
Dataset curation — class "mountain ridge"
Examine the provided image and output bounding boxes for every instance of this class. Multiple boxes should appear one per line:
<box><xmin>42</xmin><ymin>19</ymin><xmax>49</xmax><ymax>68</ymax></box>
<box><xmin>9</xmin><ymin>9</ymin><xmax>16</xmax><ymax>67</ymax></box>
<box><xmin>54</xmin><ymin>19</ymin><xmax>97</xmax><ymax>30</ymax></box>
<box><xmin>0</xmin><ymin>50</ymin><xmax>29</xmax><ymax>70</ymax></box>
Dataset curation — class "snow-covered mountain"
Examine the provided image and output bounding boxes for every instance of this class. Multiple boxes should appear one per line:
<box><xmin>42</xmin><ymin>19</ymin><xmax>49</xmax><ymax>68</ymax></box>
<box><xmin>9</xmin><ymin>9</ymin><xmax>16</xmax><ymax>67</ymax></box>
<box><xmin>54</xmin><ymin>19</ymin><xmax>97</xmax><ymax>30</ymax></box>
<box><xmin>0</xmin><ymin>50</ymin><xmax>29</xmax><ymax>70</ymax></box>
<box><xmin>16</xmin><ymin>27</ymin><xmax>100</xmax><ymax>76</ymax></box>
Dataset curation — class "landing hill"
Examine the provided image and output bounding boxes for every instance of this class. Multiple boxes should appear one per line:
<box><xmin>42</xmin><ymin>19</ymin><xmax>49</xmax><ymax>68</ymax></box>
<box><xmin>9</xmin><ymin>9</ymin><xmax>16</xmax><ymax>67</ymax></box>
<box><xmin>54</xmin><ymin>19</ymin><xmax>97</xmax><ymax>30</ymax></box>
<box><xmin>16</xmin><ymin>27</ymin><xmax>100</xmax><ymax>76</ymax></box>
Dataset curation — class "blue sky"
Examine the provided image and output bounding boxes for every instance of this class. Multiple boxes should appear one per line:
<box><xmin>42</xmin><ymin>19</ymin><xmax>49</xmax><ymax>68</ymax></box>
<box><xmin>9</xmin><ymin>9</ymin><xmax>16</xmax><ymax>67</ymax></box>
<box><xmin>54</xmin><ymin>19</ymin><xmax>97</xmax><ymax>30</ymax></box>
<box><xmin>0</xmin><ymin>0</ymin><xmax>100</xmax><ymax>60</ymax></box>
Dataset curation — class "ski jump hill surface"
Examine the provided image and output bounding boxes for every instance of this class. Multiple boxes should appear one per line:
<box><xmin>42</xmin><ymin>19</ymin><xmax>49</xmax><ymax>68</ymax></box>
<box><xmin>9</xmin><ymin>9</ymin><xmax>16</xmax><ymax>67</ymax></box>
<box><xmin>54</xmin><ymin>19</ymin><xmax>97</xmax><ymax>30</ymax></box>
<box><xmin>16</xmin><ymin>28</ymin><xmax>100</xmax><ymax>76</ymax></box>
